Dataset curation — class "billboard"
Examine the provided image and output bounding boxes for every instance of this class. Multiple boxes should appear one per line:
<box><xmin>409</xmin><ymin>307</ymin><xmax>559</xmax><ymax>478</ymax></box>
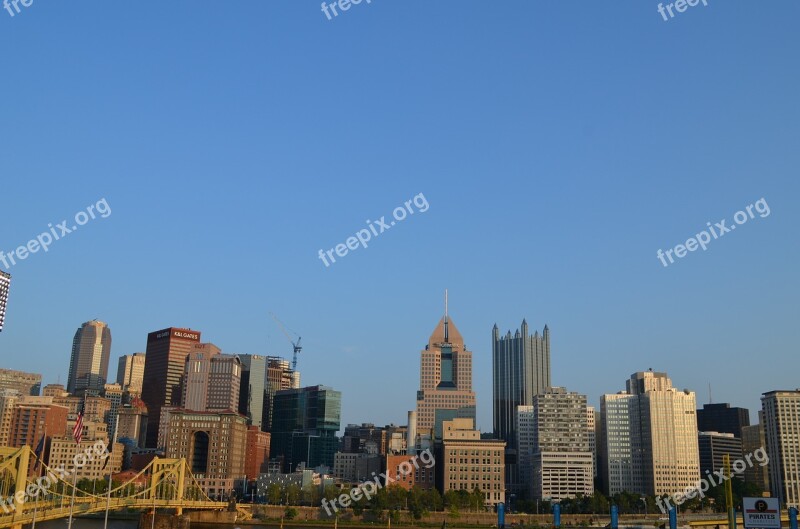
<box><xmin>743</xmin><ymin>497</ymin><xmax>781</xmax><ymax>529</ymax></box>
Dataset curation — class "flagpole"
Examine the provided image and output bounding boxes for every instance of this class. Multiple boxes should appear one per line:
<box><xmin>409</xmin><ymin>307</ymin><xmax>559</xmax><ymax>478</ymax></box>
<box><xmin>66</xmin><ymin>445</ymin><xmax>79</xmax><ymax>529</ymax></box>
<box><xmin>103</xmin><ymin>413</ymin><xmax>119</xmax><ymax>529</ymax></box>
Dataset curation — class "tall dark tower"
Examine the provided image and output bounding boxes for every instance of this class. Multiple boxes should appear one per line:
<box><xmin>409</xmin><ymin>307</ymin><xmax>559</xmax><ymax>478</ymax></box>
<box><xmin>492</xmin><ymin>320</ymin><xmax>551</xmax><ymax>497</ymax></box>
<box><xmin>0</xmin><ymin>271</ymin><xmax>9</xmax><ymax>333</ymax></box>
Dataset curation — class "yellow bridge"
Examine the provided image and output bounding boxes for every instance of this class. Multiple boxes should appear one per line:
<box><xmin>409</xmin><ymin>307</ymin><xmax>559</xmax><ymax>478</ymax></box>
<box><xmin>0</xmin><ymin>446</ymin><xmax>231</xmax><ymax>529</ymax></box>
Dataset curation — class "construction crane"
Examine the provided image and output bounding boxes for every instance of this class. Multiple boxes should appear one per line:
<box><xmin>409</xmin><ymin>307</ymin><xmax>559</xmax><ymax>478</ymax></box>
<box><xmin>269</xmin><ymin>312</ymin><xmax>302</xmax><ymax>371</ymax></box>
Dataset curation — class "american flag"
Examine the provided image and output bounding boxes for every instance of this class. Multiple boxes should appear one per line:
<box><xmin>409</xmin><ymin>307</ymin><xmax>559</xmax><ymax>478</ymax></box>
<box><xmin>72</xmin><ymin>410</ymin><xmax>84</xmax><ymax>445</ymax></box>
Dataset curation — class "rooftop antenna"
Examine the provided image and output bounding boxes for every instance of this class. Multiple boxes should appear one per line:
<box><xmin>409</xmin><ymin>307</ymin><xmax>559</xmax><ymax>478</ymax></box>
<box><xmin>444</xmin><ymin>289</ymin><xmax>449</xmax><ymax>342</ymax></box>
<box><xmin>709</xmin><ymin>383</ymin><xmax>713</xmax><ymax>404</ymax></box>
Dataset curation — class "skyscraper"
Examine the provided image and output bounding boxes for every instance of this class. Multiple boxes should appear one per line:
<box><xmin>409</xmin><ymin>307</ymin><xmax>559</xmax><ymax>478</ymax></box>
<box><xmin>600</xmin><ymin>371</ymin><xmax>700</xmax><ymax>496</ymax></box>
<box><xmin>0</xmin><ymin>270</ymin><xmax>10</xmax><ymax>332</ymax></box>
<box><xmin>182</xmin><ymin>346</ymin><xmax>241</xmax><ymax>412</ymax></box>
<box><xmin>492</xmin><ymin>320</ymin><xmax>550</xmax><ymax>496</ymax></box>
<box><xmin>599</xmin><ymin>392</ymin><xmax>642</xmax><ymax>495</ymax></box>
<box><xmin>141</xmin><ymin>327</ymin><xmax>201</xmax><ymax>448</ymax></box>
<box><xmin>67</xmin><ymin>320</ymin><xmax>112</xmax><ymax>395</ymax></box>
<box><xmin>761</xmin><ymin>389</ymin><xmax>800</xmax><ymax>507</ymax></box>
<box><xmin>116</xmin><ymin>353</ymin><xmax>146</xmax><ymax>394</ymax></box>
<box><xmin>270</xmin><ymin>385</ymin><xmax>341</xmax><ymax>472</ymax></box>
<box><xmin>697</xmin><ymin>403</ymin><xmax>750</xmax><ymax>438</ymax></box>
<box><xmin>239</xmin><ymin>354</ymin><xmax>268</xmax><ymax>430</ymax></box>
<box><xmin>415</xmin><ymin>295</ymin><xmax>476</xmax><ymax>438</ymax></box>
<box><xmin>698</xmin><ymin>431</ymin><xmax>743</xmax><ymax>478</ymax></box>
<box><xmin>264</xmin><ymin>355</ymin><xmax>299</xmax><ymax>430</ymax></box>
<box><xmin>529</xmin><ymin>387</ymin><xmax>593</xmax><ymax>501</ymax></box>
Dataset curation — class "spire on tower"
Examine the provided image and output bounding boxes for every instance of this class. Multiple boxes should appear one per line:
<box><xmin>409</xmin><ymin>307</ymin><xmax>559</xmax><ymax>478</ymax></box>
<box><xmin>444</xmin><ymin>289</ymin><xmax>449</xmax><ymax>342</ymax></box>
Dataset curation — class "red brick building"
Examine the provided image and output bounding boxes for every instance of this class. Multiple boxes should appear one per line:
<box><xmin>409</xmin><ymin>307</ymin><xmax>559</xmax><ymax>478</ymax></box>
<box><xmin>245</xmin><ymin>426</ymin><xmax>270</xmax><ymax>480</ymax></box>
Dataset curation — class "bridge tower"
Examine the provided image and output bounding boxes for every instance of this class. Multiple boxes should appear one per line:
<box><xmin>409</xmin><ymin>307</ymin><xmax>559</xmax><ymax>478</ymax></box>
<box><xmin>0</xmin><ymin>446</ymin><xmax>31</xmax><ymax>529</ymax></box>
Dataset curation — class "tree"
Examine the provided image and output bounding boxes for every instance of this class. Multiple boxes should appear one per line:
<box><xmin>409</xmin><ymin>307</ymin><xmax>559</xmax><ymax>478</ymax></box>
<box><xmin>267</xmin><ymin>483</ymin><xmax>282</xmax><ymax>505</ymax></box>
<box><xmin>284</xmin><ymin>507</ymin><xmax>298</xmax><ymax>520</ymax></box>
<box><xmin>285</xmin><ymin>484</ymin><xmax>301</xmax><ymax>505</ymax></box>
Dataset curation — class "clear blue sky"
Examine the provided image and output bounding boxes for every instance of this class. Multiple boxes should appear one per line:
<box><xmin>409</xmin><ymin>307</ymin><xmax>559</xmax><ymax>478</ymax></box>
<box><xmin>1</xmin><ymin>1</ymin><xmax>798</xmax><ymax>433</ymax></box>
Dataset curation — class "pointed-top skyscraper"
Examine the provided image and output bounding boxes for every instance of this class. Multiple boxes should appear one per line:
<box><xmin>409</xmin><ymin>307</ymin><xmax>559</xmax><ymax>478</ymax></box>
<box><xmin>415</xmin><ymin>291</ymin><xmax>477</xmax><ymax>439</ymax></box>
<box><xmin>493</xmin><ymin>319</ymin><xmax>551</xmax><ymax>497</ymax></box>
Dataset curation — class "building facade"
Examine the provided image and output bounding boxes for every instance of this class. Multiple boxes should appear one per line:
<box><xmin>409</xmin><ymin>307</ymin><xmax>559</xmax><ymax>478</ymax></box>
<box><xmin>0</xmin><ymin>368</ymin><xmax>41</xmax><ymax>397</ymax></box>
<box><xmin>529</xmin><ymin>387</ymin><xmax>593</xmax><ymax>501</ymax></box>
<box><xmin>117</xmin><ymin>400</ymin><xmax>148</xmax><ymax>448</ymax></box>
<box><xmin>245</xmin><ymin>426</ymin><xmax>271</xmax><ymax>480</ymax></box>
<box><xmin>238</xmin><ymin>354</ymin><xmax>268</xmax><ymax>430</ymax></box>
<box><xmin>163</xmin><ymin>409</ymin><xmax>248</xmax><ymax>498</ymax></box>
<box><xmin>741</xmin><ymin>423</ymin><xmax>770</xmax><ymax>493</ymax></box>
<box><xmin>697</xmin><ymin>403</ymin><xmax>750</xmax><ymax>438</ymax></box>
<box><xmin>415</xmin><ymin>303</ymin><xmax>476</xmax><ymax>437</ymax></box>
<box><xmin>264</xmin><ymin>356</ymin><xmax>299</xmax><ymax>431</ymax></box>
<box><xmin>8</xmin><ymin>397</ymin><xmax>69</xmax><ymax>450</ymax></box>
<box><xmin>599</xmin><ymin>392</ymin><xmax>642</xmax><ymax>495</ymax></box>
<box><xmin>67</xmin><ymin>320</ymin><xmax>112</xmax><ymax>395</ymax></box>
<box><xmin>182</xmin><ymin>347</ymin><xmax>241</xmax><ymax>412</ymax></box>
<box><xmin>0</xmin><ymin>270</ymin><xmax>10</xmax><ymax>332</ymax></box>
<box><xmin>48</xmin><ymin>438</ymin><xmax>124</xmax><ymax>479</ymax></box>
<box><xmin>0</xmin><ymin>389</ymin><xmax>21</xmax><ymax>446</ymax></box>
<box><xmin>436</xmin><ymin>418</ymin><xmax>505</xmax><ymax>507</ymax></box>
<box><xmin>761</xmin><ymin>390</ymin><xmax>800</xmax><ymax>507</ymax></box>
<box><xmin>270</xmin><ymin>385</ymin><xmax>341</xmax><ymax>473</ymax></box>
<box><xmin>141</xmin><ymin>327</ymin><xmax>202</xmax><ymax>448</ymax></box>
<box><xmin>698</xmin><ymin>431</ymin><xmax>743</xmax><ymax>478</ymax></box>
<box><xmin>116</xmin><ymin>353</ymin><xmax>146</xmax><ymax>394</ymax></box>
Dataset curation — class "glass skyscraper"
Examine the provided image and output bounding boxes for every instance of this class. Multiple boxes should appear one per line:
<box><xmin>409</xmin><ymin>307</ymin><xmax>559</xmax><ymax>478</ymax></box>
<box><xmin>270</xmin><ymin>384</ymin><xmax>341</xmax><ymax>472</ymax></box>
<box><xmin>492</xmin><ymin>319</ymin><xmax>551</xmax><ymax>497</ymax></box>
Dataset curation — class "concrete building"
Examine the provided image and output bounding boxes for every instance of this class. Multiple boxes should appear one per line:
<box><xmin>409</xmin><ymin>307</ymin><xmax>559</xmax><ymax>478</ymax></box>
<box><xmin>141</xmin><ymin>327</ymin><xmax>202</xmax><ymax>448</ymax></box>
<box><xmin>741</xmin><ymin>423</ymin><xmax>770</xmax><ymax>493</ymax></box>
<box><xmin>84</xmin><ymin>395</ymin><xmax>112</xmax><ymax>423</ymax></box>
<box><xmin>587</xmin><ymin>405</ymin><xmax>597</xmax><ymax>479</ymax></box>
<box><xmin>163</xmin><ymin>409</ymin><xmax>248</xmax><ymax>498</ymax></box>
<box><xmin>181</xmin><ymin>346</ymin><xmax>241</xmax><ymax>412</ymax></box>
<box><xmin>761</xmin><ymin>390</ymin><xmax>800</xmax><ymax>507</ymax></box>
<box><xmin>416</xmin><ymin>299</ymin><xmax>476</xmax><ymax>438</ymax></box>
<box><xmin>270</xmin><ymin>385</ymin><xmax>341</xmax><ymax>473</ymax></box>
<box><xmin>529</xmin><ymin>388</ymin><xmax>593</xmax><ymax>501</ymax></box>
<box><xmin>117</xmin><ymin>400</ymin><xmax>148</xmax><ymax>448</ymax></box>
<box><xmin>0</xmin><ymin>389</ymin><xmax>21</xmax><ymax>446</ymax></box>
<box><xmin>0</xmin><ymin>270</ymin><xmax>10</xmax><ymax>332</ymax></box>
<box><xmin>42</xmin><ymin>384</ymin><xmax>67</xmax><ymax>398</ymax></box>
<box><xmin>599</xmin><ymin>392</ymin><xmax>642</xmax><ymax>495</ymax></box>
<box><xmin>697</xmin><ymin>403</ymin><xmax>750</xmax><ymax>438</ymax></box>
<box><xmin>238</xmin><ymin>354</ymin><xmax>268</xmax><ymax>430</ymax></box>
<box><xmin>492</xmin><ymin>320</ymin><xmax>550</xmax><ymax>496</ymax></box>
<box><xmin>264</xmin><ymin>356</ymin><xmax>299</xmax><ymax>431</ymax></box>
<box><xmin>698</xmin><ymin>432</ymin><xmax>743</xmax><ymax>478</ymax></box>
<box><xmin>435</xmin><ymin>418</ymin><xmax>505</xmax><ymax>507</ymax></box>
<box><xmin>48</xmin><ymin>438</ymin><xmax>124</xmax><ymax>479</ymax></box>
<box><xmin>8</xmin><ymin>396</ymin><xmax>69</xmax><ymax>449</ymax></box>
<box><xmin>601</xmin><ymin>371</ymin><xmax>700</xmax><ymax>497</ymax></box>
<box><xmin>67</xmin><ymin>320</ymin><xmax>112</xmax><ymax>395</ymax></box>
<box><xmin>342</xmin><ymin>423</ymin><xmax>393</xmax><ymax>454</ymax></box>
<box><xmin>103</xmin><ymin>383</ymin><xmax>123</xmax><ymax>433</ymax></box>
<box><xmin>116</xmin><ymin>353</ymin><xmax>146</xmax><ymax>394</ymax></box>
<box><xmin>245</xmin><ymin>426</ymin><xmax>271</xmax><ymax>480</ymax></box>
<box><xmin>0</xmin><ymin>368</ymin><xmax>42</xmax><ymax>396</ymax></box>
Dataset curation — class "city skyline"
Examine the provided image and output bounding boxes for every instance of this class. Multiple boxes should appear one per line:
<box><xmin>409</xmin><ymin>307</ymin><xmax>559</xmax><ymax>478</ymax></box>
<box><xmin>0</xmin><ymin>305</ymin><xmax>786</xmax><ymax>434</ymax></box>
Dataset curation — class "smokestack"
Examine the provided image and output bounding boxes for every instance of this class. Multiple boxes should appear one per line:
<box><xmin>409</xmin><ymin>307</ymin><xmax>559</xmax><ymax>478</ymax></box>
<box><xmin>407</xmin><ymin>410</ymin><xmax>417</xmax><ymax>455</ymax></box>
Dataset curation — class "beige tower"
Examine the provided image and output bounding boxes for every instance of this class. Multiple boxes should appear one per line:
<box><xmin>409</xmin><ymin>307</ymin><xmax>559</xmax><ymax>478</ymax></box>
<box><xmin>415</xmin><ymin>293</ymin><xmax>476</xmax><ymax>437</ymax></box>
